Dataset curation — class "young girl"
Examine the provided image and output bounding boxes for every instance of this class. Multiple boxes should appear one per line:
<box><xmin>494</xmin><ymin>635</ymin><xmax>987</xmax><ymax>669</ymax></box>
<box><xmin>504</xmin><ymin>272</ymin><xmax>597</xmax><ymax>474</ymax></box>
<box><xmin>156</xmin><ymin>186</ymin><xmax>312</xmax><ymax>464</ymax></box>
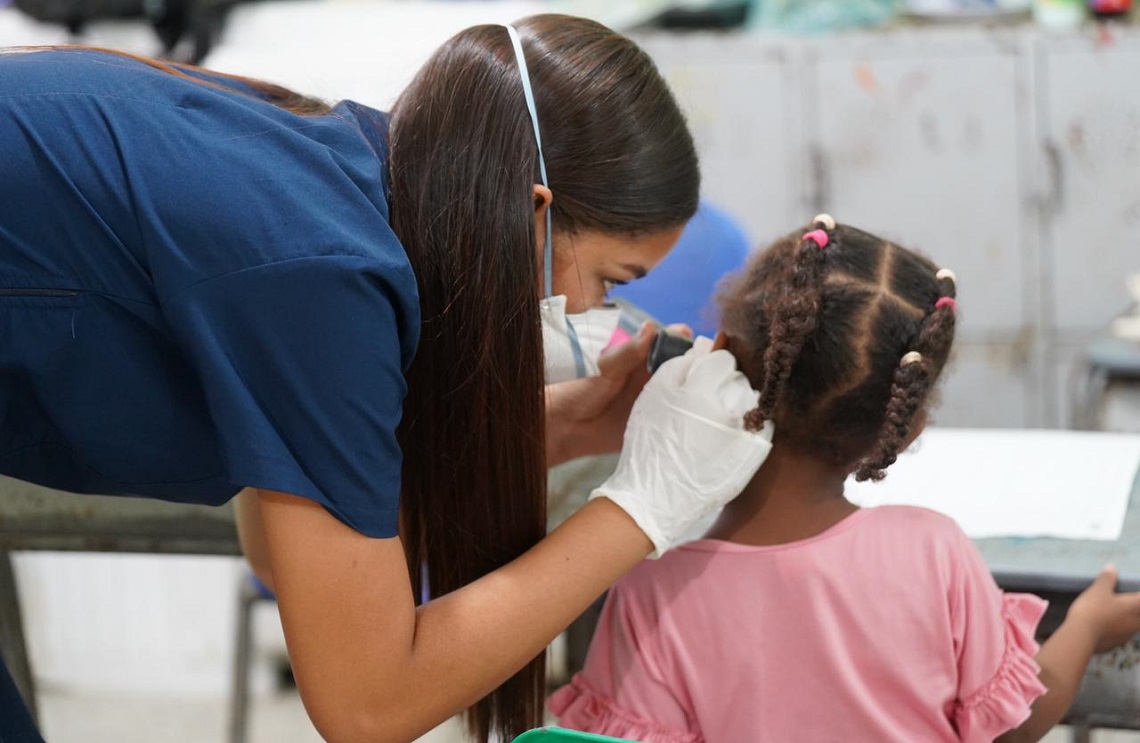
<box><xmin>550</xmin><ymin>216</ymin><xmax>1140</xmax><ymax>742</ymax></box>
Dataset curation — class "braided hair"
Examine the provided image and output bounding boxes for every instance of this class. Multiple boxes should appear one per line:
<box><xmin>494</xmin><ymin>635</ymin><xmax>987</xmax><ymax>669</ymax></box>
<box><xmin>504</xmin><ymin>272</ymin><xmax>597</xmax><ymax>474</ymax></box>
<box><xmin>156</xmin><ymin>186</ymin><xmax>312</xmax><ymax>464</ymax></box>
<box><xmin>720</xmin><ymin>217</ymin><xmax>957</xmax><ymax>481</ymax></box>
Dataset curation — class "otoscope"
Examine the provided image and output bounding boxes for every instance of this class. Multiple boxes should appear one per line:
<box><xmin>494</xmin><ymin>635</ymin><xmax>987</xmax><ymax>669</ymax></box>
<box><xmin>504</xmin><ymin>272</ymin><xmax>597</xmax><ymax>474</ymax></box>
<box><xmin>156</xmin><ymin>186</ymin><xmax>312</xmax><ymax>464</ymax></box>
<box><xmin>647</xmin><ymin>328</ymin><xmax>694</xmax><ymax>373</ymax></box>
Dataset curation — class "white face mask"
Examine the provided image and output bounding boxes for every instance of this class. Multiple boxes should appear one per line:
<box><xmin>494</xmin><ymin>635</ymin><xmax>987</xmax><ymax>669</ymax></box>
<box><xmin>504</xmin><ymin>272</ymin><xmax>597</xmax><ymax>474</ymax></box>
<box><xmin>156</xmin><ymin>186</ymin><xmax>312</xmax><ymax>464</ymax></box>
<box><xmin>540</xmin><ymin>296</ymin><xmax>623</xmax><ymax>384</ymax></box>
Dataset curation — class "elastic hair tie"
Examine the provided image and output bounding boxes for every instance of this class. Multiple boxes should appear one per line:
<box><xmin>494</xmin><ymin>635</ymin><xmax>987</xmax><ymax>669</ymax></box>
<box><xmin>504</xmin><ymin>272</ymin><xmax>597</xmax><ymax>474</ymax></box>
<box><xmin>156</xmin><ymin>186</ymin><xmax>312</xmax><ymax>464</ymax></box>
<box><xmin>936</xmin><ymin>268</ymin><xmax>957</xmax><ymax>283</ymax></box>
<box><xmin>901</xmin><ymin>351</ymin><xmax>923</xmax><ymax>366</ymax></box>
<box><xmin>802</xmin><ymin>229</ymin><xmax>829</xmax><ymax>249</ymax></box>
<box><xmin>812</xmin><ymin>213</ymin><xmax>836</xmax><ymax>231</ymax></box>
<box><xmin>935</xmin><ymin>297</ymin><xmax>957</xmax><ymax>312</ymax></box>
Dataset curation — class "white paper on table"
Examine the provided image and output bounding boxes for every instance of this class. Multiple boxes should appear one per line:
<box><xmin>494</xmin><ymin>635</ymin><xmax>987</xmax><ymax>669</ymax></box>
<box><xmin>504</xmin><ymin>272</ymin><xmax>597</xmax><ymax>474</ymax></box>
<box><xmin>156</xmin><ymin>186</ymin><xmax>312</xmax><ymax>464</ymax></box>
<box><xmin>846</xmin><ymin>428</ymin><xmax>1140</xmax><ymax>541</ymax></box>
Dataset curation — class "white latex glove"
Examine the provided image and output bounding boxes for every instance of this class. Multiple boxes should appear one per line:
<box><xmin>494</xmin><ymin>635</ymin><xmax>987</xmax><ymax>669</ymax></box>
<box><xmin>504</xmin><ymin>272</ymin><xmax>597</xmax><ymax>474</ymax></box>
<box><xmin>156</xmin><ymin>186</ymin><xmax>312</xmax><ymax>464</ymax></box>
<box><xmin>589</xmin><ymin>336</ymin><xmax>774</xmax><ymax>557</ymax></box>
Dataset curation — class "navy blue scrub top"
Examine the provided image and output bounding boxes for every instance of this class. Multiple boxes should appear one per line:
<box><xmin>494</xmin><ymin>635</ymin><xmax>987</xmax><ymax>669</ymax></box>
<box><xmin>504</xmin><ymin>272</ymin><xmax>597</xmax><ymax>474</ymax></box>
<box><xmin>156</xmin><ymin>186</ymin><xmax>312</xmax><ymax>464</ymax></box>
<box><xmin>0</xmin><ymin>49</ymin><xmax>420</xmax><ymax>538</ymax></box>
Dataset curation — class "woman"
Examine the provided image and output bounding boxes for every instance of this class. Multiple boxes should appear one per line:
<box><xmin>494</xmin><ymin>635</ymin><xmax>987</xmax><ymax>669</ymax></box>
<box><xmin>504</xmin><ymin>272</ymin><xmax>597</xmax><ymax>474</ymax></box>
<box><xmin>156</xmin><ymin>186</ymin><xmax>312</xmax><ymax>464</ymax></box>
<box><xmin>0</xmin><ymin>16</ymin><xmax>771</xmax><ymax>742</ymax></box>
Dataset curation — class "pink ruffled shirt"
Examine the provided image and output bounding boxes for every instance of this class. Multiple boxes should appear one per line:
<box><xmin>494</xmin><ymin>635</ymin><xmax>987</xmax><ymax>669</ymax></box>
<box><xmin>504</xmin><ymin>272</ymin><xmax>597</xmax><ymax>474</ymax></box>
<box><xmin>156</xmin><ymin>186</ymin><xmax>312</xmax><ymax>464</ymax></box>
<box><xmin>551</xmin><ymin>506</ymin><xmax>1047</xmax><ymax>742</ymax></box>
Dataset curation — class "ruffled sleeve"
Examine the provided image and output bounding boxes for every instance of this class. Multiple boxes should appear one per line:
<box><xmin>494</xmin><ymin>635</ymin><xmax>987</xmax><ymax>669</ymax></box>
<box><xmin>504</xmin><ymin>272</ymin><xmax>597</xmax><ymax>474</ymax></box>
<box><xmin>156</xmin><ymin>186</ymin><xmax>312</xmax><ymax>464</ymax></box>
<box><xmin>944</xmin><ymin>518</ymin><xmax>1050</xmax><ymax>743</ymax></box>
<box><xmin>954</xmin><ymin>592</ymin><xmax>1048</xmax><ymax>741</ymax></box>
<box><xmin>550</xmin><ymin>677</ymin><xmax>702</xmax><ymax>743</ymax></box>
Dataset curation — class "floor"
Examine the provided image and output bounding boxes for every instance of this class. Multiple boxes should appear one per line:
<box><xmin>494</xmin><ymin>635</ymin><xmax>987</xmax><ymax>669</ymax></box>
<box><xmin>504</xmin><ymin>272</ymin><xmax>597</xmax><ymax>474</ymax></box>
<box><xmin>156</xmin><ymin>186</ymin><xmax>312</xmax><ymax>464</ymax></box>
<box><xmin>37</xmin><ymin>687</ymin><xmax>465</xmax><ymax>743</ymax></box>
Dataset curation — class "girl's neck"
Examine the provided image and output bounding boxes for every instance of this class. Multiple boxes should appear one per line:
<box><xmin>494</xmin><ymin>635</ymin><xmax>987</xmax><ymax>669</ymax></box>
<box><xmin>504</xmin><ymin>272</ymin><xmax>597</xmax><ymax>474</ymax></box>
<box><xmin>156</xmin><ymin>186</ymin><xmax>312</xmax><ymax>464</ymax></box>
<box><xmin>703</xmin><ymin>444</ymin><xmax>858</xmax><ymax>547</ymax></box>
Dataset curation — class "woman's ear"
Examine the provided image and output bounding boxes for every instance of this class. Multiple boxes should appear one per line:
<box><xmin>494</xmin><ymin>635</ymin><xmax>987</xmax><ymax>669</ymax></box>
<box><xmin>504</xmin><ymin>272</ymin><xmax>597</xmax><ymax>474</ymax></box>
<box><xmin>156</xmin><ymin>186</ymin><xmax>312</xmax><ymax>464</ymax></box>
<box><xmin>533</xmin><ymin>184</ymin><xmax>553</xmax><ymax>258</ymax></box>
<box><xmin>533</xmin><ymin>184</ymin><xmax>553</xmax><ymax>213</ymax></box>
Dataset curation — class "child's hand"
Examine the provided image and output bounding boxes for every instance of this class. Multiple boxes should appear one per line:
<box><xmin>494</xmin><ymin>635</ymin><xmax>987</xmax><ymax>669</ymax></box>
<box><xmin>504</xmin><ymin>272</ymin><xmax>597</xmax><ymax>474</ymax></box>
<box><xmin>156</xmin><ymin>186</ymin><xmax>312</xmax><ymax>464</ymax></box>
<box><xmin>1068</xmin><ymin>565</ymin><xmax>1140</xmax><ymax>654</ymax></box>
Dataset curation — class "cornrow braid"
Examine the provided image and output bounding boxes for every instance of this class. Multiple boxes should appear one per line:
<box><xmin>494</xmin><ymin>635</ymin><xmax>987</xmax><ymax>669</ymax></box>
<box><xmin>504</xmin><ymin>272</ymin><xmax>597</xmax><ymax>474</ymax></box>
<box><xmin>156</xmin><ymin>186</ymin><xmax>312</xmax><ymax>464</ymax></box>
<box><xmin>747</xmin><ymin>217</ymin><xmax>833</xmax><ymax>429</ymax></box>
<box><xmin>854</xmin><ymin>356</ymin><xmax>930</xmax><ymax>481</ymax></box>
<box><xmin>856</xmin><ymin>269</ymin><xmax>958</xmax><ymax>481</ymax></box>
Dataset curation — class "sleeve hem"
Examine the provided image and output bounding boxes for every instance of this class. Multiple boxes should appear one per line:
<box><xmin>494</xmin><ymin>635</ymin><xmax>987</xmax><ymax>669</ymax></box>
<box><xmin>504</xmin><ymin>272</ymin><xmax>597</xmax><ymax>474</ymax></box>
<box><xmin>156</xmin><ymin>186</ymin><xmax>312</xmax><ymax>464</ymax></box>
<box><xmin>549</xmin><ymin>676</ymin><xmax>703</xmax><ymax>743</ymax></box>
<box><xmin>230</xmin><ymin>455</ymin><xmax>399</xmax><ymax>539</ymax></box>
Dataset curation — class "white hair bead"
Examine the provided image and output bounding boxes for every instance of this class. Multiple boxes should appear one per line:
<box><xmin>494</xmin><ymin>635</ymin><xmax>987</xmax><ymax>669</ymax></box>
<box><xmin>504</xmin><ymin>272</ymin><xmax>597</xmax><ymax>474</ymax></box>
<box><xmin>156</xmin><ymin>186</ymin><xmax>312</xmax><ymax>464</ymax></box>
<box><xmin>901</xmin><ymin>351</ymin><xmax>924</xmax><ymax>366</ymax></box>
<box><xmin>936</xmin><ymin>268</ymin><xmax>957</xmax><ymax>283</ymax></box>
<box><xmin>812</xmin><ymin>213</ymin><xmax>836</xmax><ymax>231</ymax></box>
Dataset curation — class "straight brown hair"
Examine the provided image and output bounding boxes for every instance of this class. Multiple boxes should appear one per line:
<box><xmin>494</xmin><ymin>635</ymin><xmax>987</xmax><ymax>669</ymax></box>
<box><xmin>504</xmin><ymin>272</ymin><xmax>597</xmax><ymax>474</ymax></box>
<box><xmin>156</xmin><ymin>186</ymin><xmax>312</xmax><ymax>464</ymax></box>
<box><xmin>390</xmin><ymin>15</ymin><xmax>698</xmax><ymax>741</ymax></box>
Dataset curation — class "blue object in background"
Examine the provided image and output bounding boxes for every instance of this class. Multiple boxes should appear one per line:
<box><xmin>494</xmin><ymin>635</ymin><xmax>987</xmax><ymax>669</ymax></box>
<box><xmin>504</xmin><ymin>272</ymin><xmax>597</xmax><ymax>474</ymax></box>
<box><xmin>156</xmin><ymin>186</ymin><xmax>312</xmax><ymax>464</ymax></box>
<box><xmin>610</xmin><ymin>201</ymin><xmax>751</xmax><ymax>338</ymax></box>
<box><xmin>249</xmin><ymin>573</ymin><xmax>275</xmax><ymax>600</ymax></box>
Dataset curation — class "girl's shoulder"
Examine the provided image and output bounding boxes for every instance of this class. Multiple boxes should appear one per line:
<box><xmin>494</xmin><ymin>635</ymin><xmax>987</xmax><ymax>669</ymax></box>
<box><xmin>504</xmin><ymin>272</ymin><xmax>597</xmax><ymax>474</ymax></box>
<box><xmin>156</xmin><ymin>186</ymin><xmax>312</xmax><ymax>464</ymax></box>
<box><xmin>865</xmin><ymin>504</ymin><xmax>966</xmax><ymax>537</ymax></box>
<box><xmin>616</xmin><ymin>542</ymin><xmax>718</xmax><ymax>593</ymax></box>
<box><xmin>864</xmin><ymin>505</ymin><xmax>977</xmax><ymax>555</ymax></box>
<box><xmin>606</xmin><ymin>541</ymin><xmax>749</xmax><ymax>621</ymax></box>
<box><xmin>615</xmin><ymin>506</ymin><xmax>977</xmax><ymax>598</ymax></box>
<box><xmin>862</xmin><ymin>506</ymin><xmax>986</xmax><ymax>591</ymax></box>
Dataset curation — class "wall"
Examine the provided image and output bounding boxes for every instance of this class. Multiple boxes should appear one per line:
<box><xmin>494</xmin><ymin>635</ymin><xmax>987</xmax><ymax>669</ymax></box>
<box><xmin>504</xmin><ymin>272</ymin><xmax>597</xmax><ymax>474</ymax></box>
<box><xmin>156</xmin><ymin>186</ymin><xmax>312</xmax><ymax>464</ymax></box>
<box><xmin>638</xmin><ymin>24</ymin><xmax>1140</xmax><ymax>430</ymax></box>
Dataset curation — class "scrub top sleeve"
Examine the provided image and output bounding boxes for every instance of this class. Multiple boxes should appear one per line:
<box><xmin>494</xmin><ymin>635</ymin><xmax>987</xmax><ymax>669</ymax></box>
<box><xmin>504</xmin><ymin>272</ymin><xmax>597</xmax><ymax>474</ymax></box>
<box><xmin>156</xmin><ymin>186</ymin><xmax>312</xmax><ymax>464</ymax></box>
<box><xmin>164</xmin><ymin>255</ymin><xmax>411</xmax><ymax>538</ymax></box>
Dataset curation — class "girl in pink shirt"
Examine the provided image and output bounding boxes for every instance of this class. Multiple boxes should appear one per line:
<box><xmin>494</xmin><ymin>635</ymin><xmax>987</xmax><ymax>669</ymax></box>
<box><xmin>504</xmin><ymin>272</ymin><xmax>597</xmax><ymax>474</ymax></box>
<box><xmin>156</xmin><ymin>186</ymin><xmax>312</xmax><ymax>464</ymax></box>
<box><xmin>552</xmin><ymin>216</ymin><xmax>1140</xmax><ymax>742</ymax></box>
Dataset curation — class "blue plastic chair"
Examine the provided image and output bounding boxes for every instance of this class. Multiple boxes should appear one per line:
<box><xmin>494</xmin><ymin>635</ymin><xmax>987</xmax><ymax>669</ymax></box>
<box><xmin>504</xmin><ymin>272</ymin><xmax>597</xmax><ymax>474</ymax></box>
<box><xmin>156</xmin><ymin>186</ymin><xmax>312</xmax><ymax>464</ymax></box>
<box><xmin>609</xmin><ymin>201</ymin><xmax>751</xmax><ymax>337</ymax></box>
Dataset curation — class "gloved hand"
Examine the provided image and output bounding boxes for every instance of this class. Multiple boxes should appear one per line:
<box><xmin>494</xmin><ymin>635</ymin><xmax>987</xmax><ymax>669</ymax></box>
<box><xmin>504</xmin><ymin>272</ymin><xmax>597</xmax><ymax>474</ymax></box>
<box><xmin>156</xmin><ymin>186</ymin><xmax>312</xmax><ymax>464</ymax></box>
<box><xmin>589</xmin><ymin>336</ymin><xmax>774</xmax><ymax>557</ymax></box>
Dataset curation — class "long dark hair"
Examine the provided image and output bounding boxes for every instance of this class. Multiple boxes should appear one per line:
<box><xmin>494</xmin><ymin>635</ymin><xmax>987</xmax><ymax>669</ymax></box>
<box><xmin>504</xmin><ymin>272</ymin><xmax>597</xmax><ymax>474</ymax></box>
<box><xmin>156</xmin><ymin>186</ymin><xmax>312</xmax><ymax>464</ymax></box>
<box><xmin>721</xmin><ymin>221</ymin><xmax>957</xmax><ymax>481</ymax></box>
<box><xmin>389</xmin><ymin>15</ymin><xmax>697</xmax><ymax>740</ymax></box>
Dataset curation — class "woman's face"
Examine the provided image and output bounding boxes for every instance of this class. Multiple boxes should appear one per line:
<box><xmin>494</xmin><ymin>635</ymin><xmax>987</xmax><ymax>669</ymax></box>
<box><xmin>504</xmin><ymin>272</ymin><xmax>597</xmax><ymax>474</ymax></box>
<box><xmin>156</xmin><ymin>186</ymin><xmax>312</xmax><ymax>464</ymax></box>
<box><xmin>532</xmin><ymin>186</ymin><xmax>684</xmax><ymax>312</ymax></box>
<box><xmin>547</xmin><ymin>227</ymin><xmax>682</xmax><ymax>313</ymax></box>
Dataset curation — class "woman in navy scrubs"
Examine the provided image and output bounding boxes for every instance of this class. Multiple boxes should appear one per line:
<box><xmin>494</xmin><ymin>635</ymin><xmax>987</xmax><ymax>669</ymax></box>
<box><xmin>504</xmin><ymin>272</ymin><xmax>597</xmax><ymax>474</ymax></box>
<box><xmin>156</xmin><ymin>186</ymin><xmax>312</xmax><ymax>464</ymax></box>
<box><xmin>0</xmin><ymin>16</ymin><xmax>770</xmax><ymax>742</ymax></box>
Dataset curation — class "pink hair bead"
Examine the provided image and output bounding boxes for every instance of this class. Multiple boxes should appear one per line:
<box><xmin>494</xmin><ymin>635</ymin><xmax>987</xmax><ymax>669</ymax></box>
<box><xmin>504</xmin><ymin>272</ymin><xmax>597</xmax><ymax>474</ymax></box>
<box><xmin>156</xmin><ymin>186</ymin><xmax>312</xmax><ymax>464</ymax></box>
<box><xmin>935</xmin><ymin>297</ymin><xmax>957</xmax><ymax>312</ymax></box>
<box><xmin>802</xmin><ymin>229</ymin><xmax>829</xmax><ymax>249</ymax></box>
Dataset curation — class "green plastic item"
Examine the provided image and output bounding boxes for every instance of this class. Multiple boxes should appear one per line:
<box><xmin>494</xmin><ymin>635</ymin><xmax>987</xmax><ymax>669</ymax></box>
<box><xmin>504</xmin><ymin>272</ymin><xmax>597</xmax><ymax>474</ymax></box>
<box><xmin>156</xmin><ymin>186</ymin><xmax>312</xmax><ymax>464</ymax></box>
<box><xmin>514</xmin><ymin>727</ymin><xmax>634</xmax><ymax>742</ymax></box>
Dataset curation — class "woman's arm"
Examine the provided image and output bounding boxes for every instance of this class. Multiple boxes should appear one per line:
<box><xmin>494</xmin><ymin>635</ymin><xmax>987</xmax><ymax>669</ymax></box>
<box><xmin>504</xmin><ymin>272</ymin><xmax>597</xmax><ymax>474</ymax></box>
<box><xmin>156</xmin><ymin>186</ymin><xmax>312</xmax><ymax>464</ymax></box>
<box><xmin>251</xmin><ymin>331</ymin><xmax>763</xmax><ymax>741</ymax></box>
<box><xmin>258</xmin><ymin>488</ymin><xmax>652</xmax><ymax>743</ymax></box>
<box><xmin>233</xmin><ymin>488</ymin><xmax>275</xmax><ymax>592</ymax></box>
